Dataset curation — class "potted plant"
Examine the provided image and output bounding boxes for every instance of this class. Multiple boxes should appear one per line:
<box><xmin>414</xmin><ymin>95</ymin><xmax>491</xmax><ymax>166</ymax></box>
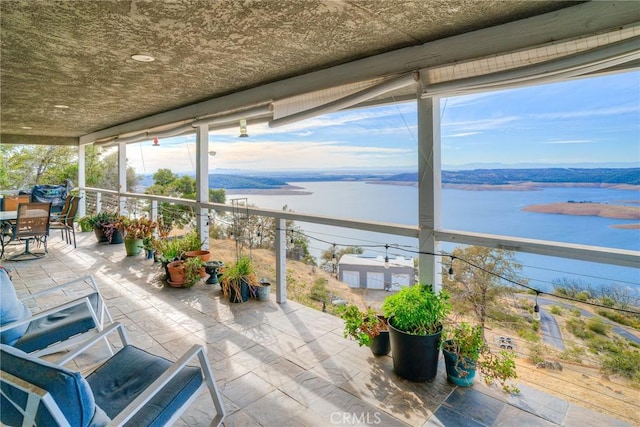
<box><xmin>441</xmin><ymin>322</ymin><xmax>519</xmax><ymax>392</ymax></box>
<box><xmin>142</xmin><ymin>236</ymin><xmax>156</xmax><ymax>259</ymax></box>
<box><xmin>78</xmin><ymin>215</ymin><xmax>93</xmax><ymax>232</ymax></box>
<box><xmin>339</xmin><ymin>304</ymin><xmax>389</xmax><ymax>356</ymax></box>
<box><xmin>83</xmin><ymin>211</ymin><xmax>121</xmax><ymax>243</ymax></box>
<box><xmin>154</xmin><ymin>231</ymin><xmax>204</xmax><ymax>272</ymax></box>
<box><xmin>166</xmin><ymin>256</ymin><xmax>205</xmax><ymax>288</ymax></box>
<box><xmin>120</xmin><ymin>216</ymin><xmax>158</xmax><ymax>256</ymax></box>
<box><xmin>220</xmin><ymin>256</ymin><xmax>258</xmax><ymax>303</ymax></box>
<box><xmin>382</xmin><ymin>284</ymin><xmax>450</xmax><ymax>382</ymax></box>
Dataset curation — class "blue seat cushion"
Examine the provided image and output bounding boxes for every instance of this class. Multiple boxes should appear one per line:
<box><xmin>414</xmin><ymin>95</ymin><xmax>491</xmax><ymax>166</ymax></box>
<box><xmin>87</xmin><ymin>345</ymin><xmax>203</xmax><ymax>427</ymax></box>
<box><xmin>14</xmin><ymin>293</ymin><xmax>99</xmax><ymax>353</ymax></box>
<box><xmin>0</xmin><ymin>268</ymin><xmax>31</xmax><ymax>345</ymax></box>
<box><xmin>0</xmin><ymin>344</ymin><xmax>107</xmax><ymax>427</ymax></box>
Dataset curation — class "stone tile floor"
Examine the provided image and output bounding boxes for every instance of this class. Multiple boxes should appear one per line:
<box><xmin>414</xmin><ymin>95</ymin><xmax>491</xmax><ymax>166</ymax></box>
<box><xmin>1</xmin><ymin>233</ymin><xmax>631</xmax><ymax>426</ymax></box>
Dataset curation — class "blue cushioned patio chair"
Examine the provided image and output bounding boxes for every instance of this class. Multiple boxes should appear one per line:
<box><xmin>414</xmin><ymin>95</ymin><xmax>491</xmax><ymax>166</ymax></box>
<box><xmin>0</xmin><ymin>269</ymin><xmax>114</xmax><ymax>358</ymax></box>
<box><xmin>0</xmin><ymin>322</ymin><xmax>225</xmax><ymax>426</ymax></box>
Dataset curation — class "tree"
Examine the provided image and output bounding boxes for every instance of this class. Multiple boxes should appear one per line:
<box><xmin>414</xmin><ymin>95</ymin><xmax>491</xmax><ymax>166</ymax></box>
<box><xmin>443</xmin><ymin>246</ymin><xmax>524</xmax><ymax>337</ymax></box>
<box><xmin>145</xmin><ymin>169</ymin><xmax>226</xmax><ymax>232</ymax></box>
<box><xmin>0</xmin><ymin>144</ymin><xmax>138</xmax><ymax>192</ymax></box>
<box><xmin>320</xmin><ymin>245</ymin><xmax>363</xmax><ymax>272</ymax></box>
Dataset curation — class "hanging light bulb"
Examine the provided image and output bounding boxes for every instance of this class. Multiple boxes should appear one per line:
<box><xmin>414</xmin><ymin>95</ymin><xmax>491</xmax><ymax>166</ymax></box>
<box><xmin>384</xmin><ymin>244</ymin><xmax>390</xmax><ymax>269</ymax></box>
<box><xmin>532</xmin><ymin>291</ymin><xmax>541</xmax><ymax>321</ymax></box>
<box><xmin>239</xmin><ymin>119</ymin><xmax>249</xmax><ymax>137</ymax></box>
<box><xmin>152</xmin><ymin>136</ymin><xmax>159</xmax><ymax>146</ymax></box>
<box><xmin>331</xmin><ymin>244</ymin><xmax>337</xmax><ymax>265</ymax></box>
<box><xmin>448</xmin><ymin>256</ymin><xmax>455</xmax><ymax>280</ymax></box>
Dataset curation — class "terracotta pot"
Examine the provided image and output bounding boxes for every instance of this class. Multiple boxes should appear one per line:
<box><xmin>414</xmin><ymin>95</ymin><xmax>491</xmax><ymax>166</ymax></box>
<box><xmin>184</xmin><ymin>250</ymin><xmax>211</xmax><ymax>262</ymax></box>
<box><xmin>167</xmin><ymin>260</ymin><xmax>186</xmax><ymax>287</ymax></box>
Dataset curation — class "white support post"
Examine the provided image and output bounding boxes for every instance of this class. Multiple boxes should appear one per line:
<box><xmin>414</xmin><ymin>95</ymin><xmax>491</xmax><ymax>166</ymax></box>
<box><xmin>118</xmin><ymin>140</ymin><xmax>127</xmax><ymax>215</ymax></box>
<box><xmin>417</xmin><ymin>91</ymin><xmax>442</xmax><ymax>292</ymax></box>
<box><xmin>274</xmin><ymin>218</ymin><xmax>287</xmax><ymax>303</ymax></box>
<box><xmin>150</xmin><ymin>200</ymin><xmax>158</xmax><ymax>224</ymax></box>
<box><xmin>195</xmin><ymin>125</ymin><xmax>209</xmax><ymax>249</ymax></box>
<box><xmin>78</xmin><ymin>144</ymin><xmax>86</xmax><ymax>218</ymax></box>
<box><xmin>96</xmin><ymin>192</ymin><xmax>102</xmax><ymax>214</ymax></box>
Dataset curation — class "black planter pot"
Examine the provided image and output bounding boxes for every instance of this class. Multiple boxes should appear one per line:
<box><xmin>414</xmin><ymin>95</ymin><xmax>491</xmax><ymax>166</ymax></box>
<box><xmin>388</xmin><ymin>319</ymin><xmax>442</xmax><ymax>382</ymax></box>
<box><xmin>109</xmin><ymin>229</ymin><xmax>123</xmax><ymax>244</ymax></box>
<box><xmin>370</xmin><ymin>330</ymin><xmax>390</xmax><ymax>356</ymax></box>
<box><xmin>443</xmin><ymin>348</ymin><xmax>476</xmax><ymax>387</ymax></box>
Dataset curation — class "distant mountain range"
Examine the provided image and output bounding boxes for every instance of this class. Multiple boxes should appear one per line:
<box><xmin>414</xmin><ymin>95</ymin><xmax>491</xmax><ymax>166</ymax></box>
<box><xmin>137</xmin><ymin>167</ymin><xmax>640</xmax><ymax>189</ymax></box>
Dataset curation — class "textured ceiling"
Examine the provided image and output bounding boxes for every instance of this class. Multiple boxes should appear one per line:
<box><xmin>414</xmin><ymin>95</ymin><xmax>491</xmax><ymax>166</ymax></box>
<box><xmin>1</xmin><ymin>0</ymin><xmax>578</xmax><ymax>140</ymax></box>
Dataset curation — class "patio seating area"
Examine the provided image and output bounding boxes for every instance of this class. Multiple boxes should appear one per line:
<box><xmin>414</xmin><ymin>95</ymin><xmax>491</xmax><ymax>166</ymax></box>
<box><xmin>1</xmin><ymin>233</ymin><xmax>631</xmax><ymax>426</ymax></box>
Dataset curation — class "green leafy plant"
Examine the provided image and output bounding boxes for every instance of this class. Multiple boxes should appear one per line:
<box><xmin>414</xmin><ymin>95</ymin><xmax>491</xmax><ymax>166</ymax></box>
<box><xmin>220</xmin><ymin>256</ymin><xmax>258</xmax><ymax>298</ymax></box>
<box><xmin>442</xmin><ymin>322</ymin><xmax>519</xmax><ymax>393</ymax></box>
<box><xmin>183</xmin><ymin>256</ymin><xmax>205</xmax><ymax>288</ymax></box>
<box><xmin>382</xmin><ymin>285</ymin><xmax>450</xmax><ymax>335</ymax></box>
<box><xmin>338</xmin><ymin>304</ymin><xmax>387</xmax><ymax>347</ymax></box>
<box><xmin>153</xmin><ymin>231</ymin><xmax>204</xmax><ymax>265</ymax></box>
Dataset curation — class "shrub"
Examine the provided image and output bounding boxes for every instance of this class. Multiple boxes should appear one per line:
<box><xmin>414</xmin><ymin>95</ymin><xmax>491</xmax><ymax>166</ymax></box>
<box><xmin>601</xmin><ymin>349</ymin><xmax>640</xmax><ymax>384</ymax></box>
<box><xmin>549</xmin><ymin>305</ymin><xmax>562</xmax><ymax>315</ymax></box>
<box><xmin>586</xmin><ymin>317</ymin><xmax>610</xmax><ymax>335</ymax></box>
<box><xmin>566</xmin><ymin>318</ymin><xmax>593</xmax><ymax>340</ymax></box>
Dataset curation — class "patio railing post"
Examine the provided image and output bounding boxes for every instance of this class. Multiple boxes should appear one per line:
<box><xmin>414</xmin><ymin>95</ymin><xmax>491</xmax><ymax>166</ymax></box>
<box><xmin>275</xmin><ymin>218</ymin><xmax>287</xmax><ymax>303</ymax></box>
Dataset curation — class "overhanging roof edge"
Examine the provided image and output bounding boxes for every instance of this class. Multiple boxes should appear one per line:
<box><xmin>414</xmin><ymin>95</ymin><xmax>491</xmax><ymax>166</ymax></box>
<box><xmin>79</xmin><ymin>1</ymin><xmax>639</xmax><ymax>145</ymax></box>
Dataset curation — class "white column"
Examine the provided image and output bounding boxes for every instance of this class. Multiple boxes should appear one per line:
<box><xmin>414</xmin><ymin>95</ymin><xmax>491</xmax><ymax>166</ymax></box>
<box><xmin>118</xmin><ymin>140</ymin><xmax>127</xmax><ymax>215</ymax></box>
<box><xmin>78</xmin><ymin>144</ymin><xmax>86</xmax><ymax>218</ymax></box>
<box><xmin>195</xmin><ymin>125</ymin><xmax>210</xmax><ymax>249</ymax></box>
<box><xmin>417</xmin><ymin>93</ymin><xmax>442</xmax><ymax>291</ymax></box>
<box><xmin>274</xmin><ymin>218</ymin><xmax>287</xmax><ymax>303</ymax></box>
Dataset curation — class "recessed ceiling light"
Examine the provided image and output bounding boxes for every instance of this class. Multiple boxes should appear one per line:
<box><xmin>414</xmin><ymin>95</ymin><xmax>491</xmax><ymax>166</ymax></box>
<box><xmin>131</xmin><ymin>54</ymin><xmax>155</xmax><ymax>62</ymax></box>
<box><xmin>54</xmin><ymin>104</ymin><xmax>69</xmax><ymax>109</ymax></box>
<box><xmin>21</xmin><ymin>126</ymin><xmax>32</xmax><ymax>129</ymax></box>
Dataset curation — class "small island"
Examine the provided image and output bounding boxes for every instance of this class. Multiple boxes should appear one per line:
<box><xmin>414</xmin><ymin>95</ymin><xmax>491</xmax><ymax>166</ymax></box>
<box><xmin>522</xmin><ymin>202</ymin><xmax>640</xmax><ymax>229</ymax></box>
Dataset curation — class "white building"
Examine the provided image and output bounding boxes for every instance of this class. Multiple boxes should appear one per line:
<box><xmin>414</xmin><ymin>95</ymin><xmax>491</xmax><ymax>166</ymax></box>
<box><xmin>338</xmin><ymin>254</ymin><xmax>415</xmax><ymax>291</ymax></box>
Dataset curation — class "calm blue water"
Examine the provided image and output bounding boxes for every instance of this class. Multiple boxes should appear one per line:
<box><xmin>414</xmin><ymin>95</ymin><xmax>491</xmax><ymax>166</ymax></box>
<box><xmin>226</xmin><ymin>182</ymin><xmax>640</xmax><ymax>294</ymax></box>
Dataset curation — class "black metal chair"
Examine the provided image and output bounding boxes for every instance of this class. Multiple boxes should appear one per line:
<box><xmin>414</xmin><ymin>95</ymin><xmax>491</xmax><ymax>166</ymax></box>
<box><xmin>3</xmin><ymin>202</ymin><xmax>51</xmax><ymax>260</ymax></box>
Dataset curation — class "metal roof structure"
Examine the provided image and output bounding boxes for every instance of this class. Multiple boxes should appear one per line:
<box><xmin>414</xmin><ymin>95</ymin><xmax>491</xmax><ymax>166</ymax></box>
<box><xmin>2</xmin><ymin>1</ymin><xmax>638</xmax><ymax>147</ymax></box>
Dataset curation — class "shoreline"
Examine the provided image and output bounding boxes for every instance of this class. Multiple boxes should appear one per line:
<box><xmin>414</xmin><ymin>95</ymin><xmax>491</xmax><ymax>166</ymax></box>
<box><xmin>367</xmin><ymin>181</ymin><xmax>640</xmax><ymax>191</ymax></box>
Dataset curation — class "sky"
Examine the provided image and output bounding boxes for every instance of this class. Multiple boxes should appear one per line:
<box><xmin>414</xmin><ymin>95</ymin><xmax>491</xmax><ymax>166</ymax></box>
<box><xmin>125</xmin><ymin>71</ymin><xmax>640</xmax><ymax>174</ymax></box>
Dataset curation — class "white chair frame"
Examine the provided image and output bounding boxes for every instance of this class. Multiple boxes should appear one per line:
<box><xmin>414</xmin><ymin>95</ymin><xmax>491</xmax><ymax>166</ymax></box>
<box><xmin>0</xmin><ymin>275</ymin><xmax>114</xmax><ymax>358</ymax></box>
<box><xmin>2</xmin><ymin>322</ymin><xmax>225</xmax><ymax>427</ymax></box>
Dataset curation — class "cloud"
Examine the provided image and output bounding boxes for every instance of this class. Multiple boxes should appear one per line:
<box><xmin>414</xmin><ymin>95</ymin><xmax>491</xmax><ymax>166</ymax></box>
<box><xmin>532</xmin><ymin>105</ymin><xmax>638</xmax><ymax>120</ymax></box>
<box><xmin>443</xmin><ymin>116</ymin><xmax>519</xmax><ymax>131</ymax></box>
<box><xmin>448</xmin><ymin>132</ymin><xmax>481</xmax><ymax>137</ymax></box>
<box><xmin>545</xmin><ymin>139</ymin><xmax>593</xmax><ymax>144</ymax></box>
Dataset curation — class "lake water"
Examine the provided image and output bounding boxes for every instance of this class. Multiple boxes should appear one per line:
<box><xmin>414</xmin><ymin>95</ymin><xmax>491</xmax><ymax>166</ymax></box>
<box><xmin>226</xmin><ymin>181</ymin><xmax>640</xmax><ymax>294</ymax></box>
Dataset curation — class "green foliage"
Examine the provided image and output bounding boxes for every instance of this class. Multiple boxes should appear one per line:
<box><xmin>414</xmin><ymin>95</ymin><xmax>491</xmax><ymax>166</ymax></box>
<box><xmin>382</xmin><ymin>285</ymin><xmax>450</xmax><ymax>335</ymax></box>
<box><xmin>586</xmin><ymin>317</ymin><xmax>610</xmax><ymax>335</ymax></box>
<box><xmin>478</xmin><ymin>350</ymin><xmax>519</xmax><ymax>393</ymax></box>
<box><xmin>338</xmin><ymin>304</ymin><xmax>386</xmax><ymax>347</ymax></box>
<box><xmin>571</xmin><ymin>308</ymin><xmax>581</xmax><ymax>317</ymax></box>
<box><xmin>549</xmin><ymin>305</ymin><xmax>562</xmax><ymax>315</ymax></box>
<box><xmin>320</xmin><ymin>245</ymin><xmax>364</xmax><ymax>268</ymax></box>
<box><xmin>517</xmin><ymin>326</ymin><xmax>540</xmax><ymax>342</ymax></box>
<box><xmin>442</xmin><ymin>322</ymin><xmax>485</xmax><ymax>362</ymax></box>
<box><xmin>601</xmin><ymin>349</ymin><xmax>640</xmax><ymax>384</ymax></box>
<box><xmin>183</xmin><ymin>256</ymin><xmax>205</xmax><ymax>288</ymax></box>
<box><xmin>596</xmin><ymin>309</ymin><xmax>640</xmax><ymax>329</ymax></box>
<box><xmin>309</xmin><ymin>278</ymin><xmax>329</xmax><ymax>302</ymax></box>
<box><xmin>566</xmin><ymin>318</ymin><xmax>593</xmax><ymax>340</ymax></box>
<box><xmin>153</xmin><ymin>232</ymin><xmax>203</xmax><ymax>265</ymax></box>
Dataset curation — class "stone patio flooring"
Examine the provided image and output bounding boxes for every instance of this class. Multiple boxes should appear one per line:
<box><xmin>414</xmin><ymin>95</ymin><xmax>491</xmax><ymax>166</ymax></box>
<box><xmin>1</xmin><ymin>232</ymin><xmax>631</xmax><ymax>426</ymax></box>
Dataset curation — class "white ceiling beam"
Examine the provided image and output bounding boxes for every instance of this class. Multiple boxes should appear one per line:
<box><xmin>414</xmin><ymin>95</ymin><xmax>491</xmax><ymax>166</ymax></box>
<box><xmin>79</xmin><ymin>1</ymin><xmax>640</xmax><ymax>145</ymax></box>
